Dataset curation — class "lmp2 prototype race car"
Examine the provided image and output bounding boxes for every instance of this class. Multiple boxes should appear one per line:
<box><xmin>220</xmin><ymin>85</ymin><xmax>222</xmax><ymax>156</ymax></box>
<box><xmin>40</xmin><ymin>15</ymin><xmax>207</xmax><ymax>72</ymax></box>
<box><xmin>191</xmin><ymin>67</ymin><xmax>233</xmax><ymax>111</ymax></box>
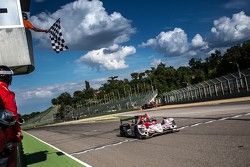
<box><xmin>119</xmin><ymin>113</ymin><xmax>178</xmax><ymax>139</ymax></box>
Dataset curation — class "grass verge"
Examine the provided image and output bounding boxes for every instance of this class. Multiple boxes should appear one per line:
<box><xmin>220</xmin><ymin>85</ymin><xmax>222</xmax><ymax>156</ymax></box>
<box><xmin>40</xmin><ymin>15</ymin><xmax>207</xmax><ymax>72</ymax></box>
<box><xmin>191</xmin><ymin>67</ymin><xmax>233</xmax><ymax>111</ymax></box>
<box><xmin>22</xmin><ymin>132</ymin><xmax>86</xmax><ymax>167</ymax></box>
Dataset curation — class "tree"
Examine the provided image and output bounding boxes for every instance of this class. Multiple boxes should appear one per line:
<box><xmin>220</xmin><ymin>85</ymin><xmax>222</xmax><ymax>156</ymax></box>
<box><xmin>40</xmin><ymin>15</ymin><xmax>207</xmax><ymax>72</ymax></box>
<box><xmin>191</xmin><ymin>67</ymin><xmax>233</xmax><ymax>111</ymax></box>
<box><xmin>57</xmin><ymin>92</ymin><xmax>72</xmax><ymax>105</ymax></box>
<box><xmin>138</xmin><ymin>72</ymin><xmax>145</xmax><ymax>80</ymax></box>
<box><xmin>189</xmin><ymin>58</ymin><xmax>204</xmax><ymax>70</ymax></box>
<box><xmin>51</xmin><ymin>98</ymin><xmax>59</xmax><ymax>106</ymax></box>
<box><xmin>131</xmin><ymin>72</ymin><xmax>139</xmax><ymax>80</ymax></box>
<box><xmin>85</xmin><ymin>81</ymin><xmax>90</xmax><ymax>90</ymax></box>
<box><xmin>191</xmin><ymin>69</ymin><xmax>206</xmax><ymax>84</ymax></box>
<box><xmin>205</xmin><ymin>50</ymin><xmax>222</xmax><ymax>78</ymax></box>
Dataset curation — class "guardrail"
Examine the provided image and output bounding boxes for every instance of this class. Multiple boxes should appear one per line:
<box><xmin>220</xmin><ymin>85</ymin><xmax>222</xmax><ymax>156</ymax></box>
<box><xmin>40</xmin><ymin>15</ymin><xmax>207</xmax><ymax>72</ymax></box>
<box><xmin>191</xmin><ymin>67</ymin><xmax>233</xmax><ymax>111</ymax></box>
<box><xmin>160</xmin><ymin>69</ymin><xmax>250</xmax><ymax>104</ymax></box>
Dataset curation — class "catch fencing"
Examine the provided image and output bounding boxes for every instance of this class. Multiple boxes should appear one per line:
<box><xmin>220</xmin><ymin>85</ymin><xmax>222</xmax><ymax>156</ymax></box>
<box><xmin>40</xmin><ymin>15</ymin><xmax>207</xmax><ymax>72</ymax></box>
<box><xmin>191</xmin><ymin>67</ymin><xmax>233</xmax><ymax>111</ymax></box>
<box><xmin>65</xmin><ymin>90</ymin><xmax>158</xmax><ymax>120</ymax></box>
<box><xmin>161</xmin><ymin>68</ymin><xmax>250</xmax><ymax>104</ymax></box>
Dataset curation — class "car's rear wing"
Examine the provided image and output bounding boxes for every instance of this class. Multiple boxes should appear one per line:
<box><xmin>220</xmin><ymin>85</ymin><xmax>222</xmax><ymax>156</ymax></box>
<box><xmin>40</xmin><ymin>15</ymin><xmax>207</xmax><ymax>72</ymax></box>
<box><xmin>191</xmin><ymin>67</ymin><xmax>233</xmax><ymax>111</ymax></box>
<box><xmin>120</xmin><ymin>116</ymin><xmax>138</xmax><ymax>124</ymax></box>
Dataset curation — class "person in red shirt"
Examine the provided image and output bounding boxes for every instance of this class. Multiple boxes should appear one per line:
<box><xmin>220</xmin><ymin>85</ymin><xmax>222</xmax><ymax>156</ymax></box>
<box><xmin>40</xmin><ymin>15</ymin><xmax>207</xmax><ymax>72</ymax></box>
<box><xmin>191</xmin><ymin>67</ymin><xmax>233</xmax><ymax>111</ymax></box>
<box><xmin>22</xmin><ymin>12</ymin><xmax>48</xmax><ymax>33</ymax></box>
<box><xmin>0</xmin><ymin>66</ymin><xmax>21</xmax><ymax>167</ymax></box>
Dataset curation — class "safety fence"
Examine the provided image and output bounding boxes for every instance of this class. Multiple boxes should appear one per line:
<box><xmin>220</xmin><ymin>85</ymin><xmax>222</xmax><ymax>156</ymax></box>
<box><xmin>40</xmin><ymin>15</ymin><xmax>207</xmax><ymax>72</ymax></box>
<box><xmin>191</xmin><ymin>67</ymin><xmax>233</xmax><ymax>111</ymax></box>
<box><xmin>22</xmin><ymin>107</ymin><xmax>58</xmax><ymax>129</ymax></box>
<box><xmin>22</xmin><ymin>90</ymin><xmax>158</xmax><ymax>126</ymax></box>
<box><xmin>160</xmin><ymin>68</ymin><xmax>250</xmax><ymax>104</ymax></box>
<box><xmin>64</xmin><ymin>90</ymin><xmax>158</xmax><ymax>120</ymax></box>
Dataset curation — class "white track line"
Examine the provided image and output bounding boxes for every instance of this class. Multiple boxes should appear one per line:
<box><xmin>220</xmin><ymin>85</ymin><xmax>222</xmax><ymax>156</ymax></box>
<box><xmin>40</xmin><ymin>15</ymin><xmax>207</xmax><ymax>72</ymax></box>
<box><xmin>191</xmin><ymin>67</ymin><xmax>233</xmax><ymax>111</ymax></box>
<box><xmin>204</xmin><ymin>120</ymin><xmax>215</xmax><ymax>124</ymax></box>
<box><xmin>190</xmin><ymin>123</ymin><xmax>203</xmax><ymax>127</ymax></box>
<box><xmin>178</xmin><ymin>126</ymin><xmax>189</xmax><ymax>130</ymax></box>
<box><xmin>180</xmin><ymin>112</ymin><xmax>250</xmax><ymax>129</ymax></box>
<box><xmin>231</xmin><ymin>115</ymin><xmax>242</xmax><ymax>118</ymax></box>
<box><xmin>218</xmin><ymin>117</ymin><xmax>229</xmax><ymax>121</ymax></box>
<box><xmin>70</xmin><ymin>139</ymin><xmax>138</xmax><ymax>156</ymax></box>
<box><xmin>24</xmin><ymin>131</ymin><xmax>92</xmax><ymax>167</ymax></box>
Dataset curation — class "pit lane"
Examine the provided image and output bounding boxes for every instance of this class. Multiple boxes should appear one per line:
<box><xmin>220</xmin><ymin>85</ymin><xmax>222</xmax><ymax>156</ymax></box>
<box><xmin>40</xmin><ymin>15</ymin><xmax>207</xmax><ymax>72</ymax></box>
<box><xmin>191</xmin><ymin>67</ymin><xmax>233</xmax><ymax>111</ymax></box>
<box><xmin>27</xmin><ymin>102</ymin><xmax>250</xmax><ymax>167</ymax></box>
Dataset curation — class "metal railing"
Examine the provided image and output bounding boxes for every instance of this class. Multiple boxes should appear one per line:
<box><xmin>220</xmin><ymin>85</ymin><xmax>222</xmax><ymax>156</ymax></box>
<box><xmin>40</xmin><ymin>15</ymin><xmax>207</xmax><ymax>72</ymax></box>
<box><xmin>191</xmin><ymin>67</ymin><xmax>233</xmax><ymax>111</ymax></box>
<box><xmin>161</xmin><ymin>68</ymin><xmax>250</xmax><ymax>104</ymax></box>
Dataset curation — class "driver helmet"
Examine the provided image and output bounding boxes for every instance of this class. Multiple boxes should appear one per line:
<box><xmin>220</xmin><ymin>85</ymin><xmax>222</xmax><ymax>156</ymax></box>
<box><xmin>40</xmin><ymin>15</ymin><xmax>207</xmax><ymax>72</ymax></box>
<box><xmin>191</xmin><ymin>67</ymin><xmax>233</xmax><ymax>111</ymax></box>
<box><xmin>0</xmin><ymin>66</ymin><xmax>14</xmax><ymax>85</ymax></box>
<box><xmin>22</xmin><ymin>12</ymin><xmax>29</xmax><ymax>20</ymax></box>
<box><xmin>0</xmin><ymin>110</ymin><xmax>16</xmax><ymax>127</ymax></box>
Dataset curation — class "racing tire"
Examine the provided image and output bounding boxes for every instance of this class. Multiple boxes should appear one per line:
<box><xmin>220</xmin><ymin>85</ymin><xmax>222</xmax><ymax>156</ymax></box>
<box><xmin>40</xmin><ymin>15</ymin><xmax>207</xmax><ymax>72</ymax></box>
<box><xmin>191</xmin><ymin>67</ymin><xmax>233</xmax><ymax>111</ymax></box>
<box><xmin>134</xmin><ymin>126</ymin><xmax>142</xmax><ymax>139</ymax></box>
<box><xmin>120</xmin><ymin>129</ymin><xmax>125</xmax><ymax>137</ymax></box>
<box><xmin>120</xmin><ymin>123</ymin><xmax>130</xmax><ymax>137</ymax></box>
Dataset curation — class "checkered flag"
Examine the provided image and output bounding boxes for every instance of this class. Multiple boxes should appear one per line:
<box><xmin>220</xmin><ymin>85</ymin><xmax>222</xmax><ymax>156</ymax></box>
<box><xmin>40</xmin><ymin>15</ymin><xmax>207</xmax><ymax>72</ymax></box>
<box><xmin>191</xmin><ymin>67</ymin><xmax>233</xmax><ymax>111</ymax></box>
<box><xmin>48</xmin><ymin>18</ymin><xmax>68</xmax><ymax>53</ymax></box>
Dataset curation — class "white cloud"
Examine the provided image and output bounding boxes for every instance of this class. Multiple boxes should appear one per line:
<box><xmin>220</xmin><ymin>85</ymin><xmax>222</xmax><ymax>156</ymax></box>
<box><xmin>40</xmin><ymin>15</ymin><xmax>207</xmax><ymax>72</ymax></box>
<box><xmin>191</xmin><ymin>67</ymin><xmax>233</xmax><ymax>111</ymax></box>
<box><xmin>140</xmin><ymin>28</ymin><xmax>209</xmax><ymax>57</ymax></box>
<box><xmin>15</xmin><ymin>79</ymin><xmax>110</xmax><ymax>113</ymax></box>
<box><xmin>191</xmin><ymin>34</ymin><xmax>208</xmax><ymax>49</ymax></box>
<box><xmin>77</xmin><ymin>44</ymin><xmax>136</xmax><ymax>70</ymax></box>
<box><xmin>140</xmin><ymin>28</ymin><xmax>189</xmax><ymax>55</ymax></box>
<box><xmin>211</xmin><ymin>11</ymin><xmax>250</xmax><ymax>44</ymax></box>
<box><xmin>89</xmin><ymin>77</ymin><xmax>107</xmax><ymax>89</ymax></box>
<box><xmin>34</xmin><ymin>90</ymin><xmax>53</xmax><ymax>98</ymax></box>
<box><xmin>30</xmin><ymin>0</ymin><xmax>135</xmax><ymax>50</ymax></box>
<box><xmin>150</xmin><ymin>59</ymin><xmax>162</xmax><ymax>67</ymax></box>
<box><xmin>207</xmin><ymin>47</ymin><xmax>228</xmax><ymax>56</ymax></box>
<box><xmin>17</xmin><ymin>82</ymin><xmax>84</xmax><ymax>100</ymax></box>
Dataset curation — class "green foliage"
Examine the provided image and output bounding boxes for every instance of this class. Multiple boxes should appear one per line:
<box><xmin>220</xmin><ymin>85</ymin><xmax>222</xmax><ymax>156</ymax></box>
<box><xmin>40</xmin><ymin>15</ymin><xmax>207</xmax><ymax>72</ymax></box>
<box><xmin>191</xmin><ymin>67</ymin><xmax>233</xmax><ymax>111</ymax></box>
<box><xmin>21</xmin><ymin>111</ymin><xmax>40</xmax><ymax>121</ymax></box>
<box><xmin>51</xmin><ymin>98</ymin><xmax>59</xmax><ymax>105</ymax></box>
<box><xmin>57</xmin><ymin>92</ymin><xmax>72</xmax><ymax>105</ymax></box>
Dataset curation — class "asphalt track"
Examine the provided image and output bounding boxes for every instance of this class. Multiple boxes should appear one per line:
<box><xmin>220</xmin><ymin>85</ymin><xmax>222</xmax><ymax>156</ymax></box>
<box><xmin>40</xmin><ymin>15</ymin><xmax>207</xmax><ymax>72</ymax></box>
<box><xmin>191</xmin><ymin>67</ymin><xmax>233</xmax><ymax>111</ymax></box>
<box><xmin>27</xmin><ymin>102</ymin><xmax>250</xmax><ymax>167</ymax></box>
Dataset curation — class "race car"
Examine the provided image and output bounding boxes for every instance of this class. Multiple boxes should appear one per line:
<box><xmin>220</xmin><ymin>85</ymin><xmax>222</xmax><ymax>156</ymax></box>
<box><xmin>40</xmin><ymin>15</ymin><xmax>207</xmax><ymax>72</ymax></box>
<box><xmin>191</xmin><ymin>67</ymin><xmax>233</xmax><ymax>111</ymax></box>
<box><xmin>119</xmin><ymin>113</ymin><xmax>178</xmax><ymax>139</ymax></box>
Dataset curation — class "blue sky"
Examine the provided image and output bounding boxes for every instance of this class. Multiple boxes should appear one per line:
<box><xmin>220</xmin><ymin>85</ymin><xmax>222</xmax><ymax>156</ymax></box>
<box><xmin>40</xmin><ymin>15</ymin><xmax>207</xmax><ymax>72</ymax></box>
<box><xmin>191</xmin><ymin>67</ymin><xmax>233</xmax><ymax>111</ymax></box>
<box><xmin>11</xmin><ymin>0</ymin><xmax>250</xmax><ymax>114</ymax></box>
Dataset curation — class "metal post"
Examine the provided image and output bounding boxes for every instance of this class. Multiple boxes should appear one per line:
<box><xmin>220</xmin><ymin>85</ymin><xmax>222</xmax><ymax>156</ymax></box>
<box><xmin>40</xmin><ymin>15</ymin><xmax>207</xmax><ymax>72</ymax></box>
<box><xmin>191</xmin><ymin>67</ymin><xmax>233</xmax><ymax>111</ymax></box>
<box><xmin>204</xmin><ymin>81</ymin><xmax>212</xmax><ymax>97</ymax></box>
<box><xmin>222</xmin><ymin>76</ymin><xmax>232</xmax><ymax>94</ymax></box>
<box><xmin>210</xmin><ymin>79</ymin><xmax>218</xmax><ymax>96</ymax></box>
<box><xmin>231</xmin><ymin>74</ymin><xmax>240</xmax><ymax>93</ymax></box>
<box><xmin>236</xmin><ymin>63</ymin><xmax>243</xmax><ymax>88</ymax></box>
<box><xmin>240</xmin><ymin>72</ymin><xmax>249</xmax><ymax>92</ymax></box>
<box><xmin>185</xmin><ymin>89</ymin><xmax>188</xmax><ymax>101</ymax></box>
<box><xmin>245</xmin><ymin>76</ymin><xmax>249</xmax><ymax>92</ymax></box>
<box><xmin>173</xmin><ymin>90</ymin><xmax>178</xmax><ymax>102</ymax></box>
<box><xmin>192</xmin><ymin>85</ymin><xmax>199</xmax><ymax>100</ymax></box>
<box><xmin>230</xmin><ymin>62</ymin><xmax>243</xmax><ymax>88</ymax></box>
<box><xmin>216</xmin><ymin>78</ymin><xmax>225</xmax><ymax>95</ymax></box>
<box><xmin>176</xmin><ymin>90</ymin><xmax>183</xmax><ymax>101</ymax></box>
<box><xmin>180</xmin><ymin>89</ymin><xmax>185</xmax><ymax>101</ymax></box>
<box><xmin>167</xmin><ymin>94</ymin><xmax>170</xmax><ymax>103</ymax></box>
<box><xmin>199</xmin><ymin>83</ymin><xmax>206</xmax><ymax>97</ymax></box>
<box><xmin>187</xmin><ymin>88</ymin><xmax>190</xmax><ymax>100</ymax></box>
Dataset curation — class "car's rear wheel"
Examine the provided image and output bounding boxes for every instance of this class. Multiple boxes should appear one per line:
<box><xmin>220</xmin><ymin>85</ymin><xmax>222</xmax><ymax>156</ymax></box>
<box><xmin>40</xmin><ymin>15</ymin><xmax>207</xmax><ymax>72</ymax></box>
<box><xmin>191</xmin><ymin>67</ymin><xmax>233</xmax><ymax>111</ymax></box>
<box><xmin>134</xmin><ymin>126</ymin><xmax>148</xmax><ymax>139</ymax></box>
<box><xmin>120</xmin><ymin>123</ymin><xmax>130</xmax><ymax>137</ymax></box>
<box><xmin>134</xmin><ymin>126</ymin><xmax>142</xmax><ymax>139</ymax></box>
